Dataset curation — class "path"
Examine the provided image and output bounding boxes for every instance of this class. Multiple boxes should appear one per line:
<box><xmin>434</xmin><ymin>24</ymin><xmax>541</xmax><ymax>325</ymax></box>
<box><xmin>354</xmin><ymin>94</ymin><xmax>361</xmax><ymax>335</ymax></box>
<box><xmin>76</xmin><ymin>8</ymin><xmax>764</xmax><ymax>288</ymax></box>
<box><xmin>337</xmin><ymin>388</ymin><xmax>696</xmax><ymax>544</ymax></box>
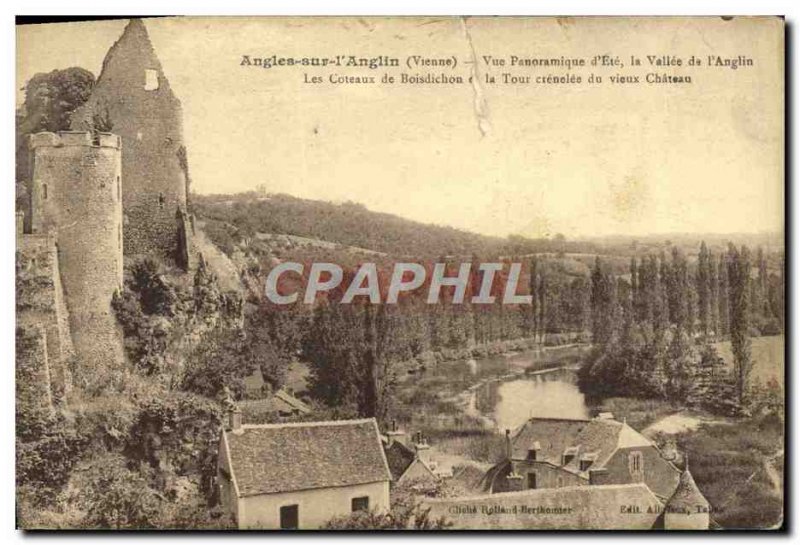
<box><xmin>642</xmin><ymin>411</ymin><xmax>730</xmax><ymax>438</ymax></box>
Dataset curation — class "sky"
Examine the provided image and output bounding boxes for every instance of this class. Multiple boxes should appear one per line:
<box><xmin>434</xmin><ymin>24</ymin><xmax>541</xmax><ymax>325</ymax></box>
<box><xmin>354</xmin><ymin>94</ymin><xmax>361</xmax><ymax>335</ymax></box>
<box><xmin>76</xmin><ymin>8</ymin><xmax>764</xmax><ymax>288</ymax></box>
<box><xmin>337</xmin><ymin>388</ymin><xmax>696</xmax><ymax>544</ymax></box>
<box><xmin>16</xmin><ymin>17</ymin><xmax>784</xmax><ymax>239</ymax></box>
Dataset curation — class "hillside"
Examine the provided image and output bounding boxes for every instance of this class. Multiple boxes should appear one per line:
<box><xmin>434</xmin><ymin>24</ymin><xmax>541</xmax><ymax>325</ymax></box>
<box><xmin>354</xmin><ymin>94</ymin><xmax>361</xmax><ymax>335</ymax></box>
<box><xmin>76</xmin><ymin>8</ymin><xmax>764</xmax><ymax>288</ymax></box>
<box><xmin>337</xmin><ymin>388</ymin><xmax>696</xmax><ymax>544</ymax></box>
<box><xmin>191</xmin><ymin>192</ymin><xmax>600</xmax><ymax>259</ymax></box>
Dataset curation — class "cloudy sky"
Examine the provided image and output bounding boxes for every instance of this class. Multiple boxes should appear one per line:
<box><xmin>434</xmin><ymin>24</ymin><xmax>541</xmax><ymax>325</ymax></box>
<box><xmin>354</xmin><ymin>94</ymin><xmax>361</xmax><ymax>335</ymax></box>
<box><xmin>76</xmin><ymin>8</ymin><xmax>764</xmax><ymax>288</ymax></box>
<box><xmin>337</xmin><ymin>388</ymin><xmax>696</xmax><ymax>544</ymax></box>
<box><xmin>17</xmin><ymin>17</ymin><xmax>784</xmax><ymax>239</ymax></box>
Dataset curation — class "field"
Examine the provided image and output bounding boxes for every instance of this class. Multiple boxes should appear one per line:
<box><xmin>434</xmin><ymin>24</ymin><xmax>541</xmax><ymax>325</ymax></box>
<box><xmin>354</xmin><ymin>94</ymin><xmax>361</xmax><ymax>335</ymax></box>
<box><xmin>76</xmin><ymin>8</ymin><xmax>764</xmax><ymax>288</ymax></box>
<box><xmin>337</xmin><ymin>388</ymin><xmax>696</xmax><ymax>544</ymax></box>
<box><xmin>714</xmin><ymin>335</ymin><xmax>784</xmax><ymax>386</ymax></box>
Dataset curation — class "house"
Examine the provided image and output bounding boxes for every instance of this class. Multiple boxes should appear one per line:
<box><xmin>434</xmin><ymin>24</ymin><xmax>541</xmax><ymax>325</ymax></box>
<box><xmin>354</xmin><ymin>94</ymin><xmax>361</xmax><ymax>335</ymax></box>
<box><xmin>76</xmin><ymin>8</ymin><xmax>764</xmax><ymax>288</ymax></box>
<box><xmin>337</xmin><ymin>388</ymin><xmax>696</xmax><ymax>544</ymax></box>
<box><xmin>239</xmin><ymin>388</ymin><xmax>312</xmax><ymax>419</ymax></box>
<box><xmin>446</xmin><ymin>414</ymin><xmax>712</xmax><ymax>530</ymax></box>
<box><xmin>486</xmin><ymin>415</ymin><xmax>681</xmax><ymax>499</ymax></box>
<box><xmin>217</xmin><ymin>410</ymin><xmax>392</xmax><ymax>529</ymax></box>
<box><xmin>382</xmin><ymin>429</ymin><xmax>439</xmax><ymax>484</ymax></box>
<box><xmin>423</xmin><ymin>483</ymin><xmax>666</xmax><ymax>530</ymax></box>
<box><xmin>663</xmin><ymin>462</ymin><xmax>711</xmax><ymax>530</ymax></box>
<box><xmin>424</xmin><ymin>466</ymin><xmax>711</xmax><ymax>530</ymax></box>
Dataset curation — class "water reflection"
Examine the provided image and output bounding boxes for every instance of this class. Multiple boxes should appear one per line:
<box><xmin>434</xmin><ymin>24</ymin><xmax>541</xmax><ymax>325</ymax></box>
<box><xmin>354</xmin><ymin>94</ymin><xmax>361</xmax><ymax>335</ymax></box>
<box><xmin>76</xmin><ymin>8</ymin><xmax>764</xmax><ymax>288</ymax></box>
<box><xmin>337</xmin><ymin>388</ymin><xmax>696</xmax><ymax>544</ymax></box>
<box><xmin>493</xmin><ymin>375</ymin><xmax>589</xmax><ymax>431</ymax></box>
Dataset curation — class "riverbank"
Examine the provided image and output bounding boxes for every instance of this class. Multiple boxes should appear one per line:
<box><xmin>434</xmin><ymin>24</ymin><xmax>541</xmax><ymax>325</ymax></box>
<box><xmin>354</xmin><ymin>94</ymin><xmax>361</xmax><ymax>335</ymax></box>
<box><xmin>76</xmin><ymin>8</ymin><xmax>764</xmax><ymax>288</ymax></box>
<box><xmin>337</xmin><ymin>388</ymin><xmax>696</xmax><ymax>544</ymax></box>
<box><xmin>392</xmin><ymin>343</ymin><xmax>591</xmax><ymax>470</ymax></box>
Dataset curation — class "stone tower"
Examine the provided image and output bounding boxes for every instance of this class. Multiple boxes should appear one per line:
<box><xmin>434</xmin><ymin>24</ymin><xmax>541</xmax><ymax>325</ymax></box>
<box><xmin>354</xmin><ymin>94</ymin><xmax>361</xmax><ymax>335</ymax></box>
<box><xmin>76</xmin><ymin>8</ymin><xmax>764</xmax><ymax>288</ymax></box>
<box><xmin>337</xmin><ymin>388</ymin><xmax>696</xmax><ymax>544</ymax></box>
<box><xmin>664</xmin><ymin>464</ymin><xmax>710</xmax><ymax>530</ymax></box>
<box><xmin>71</xmin><ymin>18</ymin><xmax>191</xmax><ymax>264</ymax></box>
<box><xmin>28</xmin><ymin>131</ymin><xmax>125</xmax><ymax>383</ymax></box>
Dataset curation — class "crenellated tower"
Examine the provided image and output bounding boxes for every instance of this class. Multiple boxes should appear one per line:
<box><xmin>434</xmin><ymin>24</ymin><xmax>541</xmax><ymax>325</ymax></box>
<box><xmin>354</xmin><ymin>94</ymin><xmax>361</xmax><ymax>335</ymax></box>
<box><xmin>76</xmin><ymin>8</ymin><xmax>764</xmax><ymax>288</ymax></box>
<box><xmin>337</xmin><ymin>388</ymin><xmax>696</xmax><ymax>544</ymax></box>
<box><xmin>28</xmin><ymin>130</ymin><xmax>125</xmax><ymax>382</ymax></box>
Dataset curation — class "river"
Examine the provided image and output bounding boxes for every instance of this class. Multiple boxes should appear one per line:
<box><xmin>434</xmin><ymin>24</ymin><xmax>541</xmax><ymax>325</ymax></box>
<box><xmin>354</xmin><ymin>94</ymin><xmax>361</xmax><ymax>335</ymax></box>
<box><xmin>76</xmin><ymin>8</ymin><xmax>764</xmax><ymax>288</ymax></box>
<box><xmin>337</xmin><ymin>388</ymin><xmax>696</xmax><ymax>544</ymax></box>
<box><xmin>441</xmin><ymin>346</ymin><xmax>591</xmax><ymax>432</ymax></box>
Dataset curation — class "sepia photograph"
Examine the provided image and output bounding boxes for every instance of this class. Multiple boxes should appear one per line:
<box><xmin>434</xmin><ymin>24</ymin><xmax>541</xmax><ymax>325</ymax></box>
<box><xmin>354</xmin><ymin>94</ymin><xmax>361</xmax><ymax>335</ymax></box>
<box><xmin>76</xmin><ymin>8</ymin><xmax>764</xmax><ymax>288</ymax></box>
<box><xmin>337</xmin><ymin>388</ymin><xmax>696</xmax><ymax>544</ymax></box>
<box><xmin>13</xmin><ymin>14</ymin><xmax>785</xmax><ymax>531</ymax></box>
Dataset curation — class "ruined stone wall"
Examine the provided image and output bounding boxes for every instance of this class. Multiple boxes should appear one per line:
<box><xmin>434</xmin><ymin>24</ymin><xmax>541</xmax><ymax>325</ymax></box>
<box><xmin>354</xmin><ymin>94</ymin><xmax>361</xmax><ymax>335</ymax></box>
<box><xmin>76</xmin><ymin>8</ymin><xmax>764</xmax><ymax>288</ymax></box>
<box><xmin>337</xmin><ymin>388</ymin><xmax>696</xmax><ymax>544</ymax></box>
<box><xmin>71</xmin><ymin>19</ymin><xmax>189</xmax><ymax>263</ymax></box>
<box><xmin>16</xmin><ymin>234</ymin><xmax>74</xmax><ymax>404</ymax></box>
<box><xmin>16</xmin><ymin>325</ymin><xmax>55</xmax><ymax>421</ymax></box>
<box><xmin>29</xmin><ymin>131</ymin><xmax>125</xmax><ymax>385</ymax></box>
<box><xmin>176</xmin><ymin>209</ymin><xmax>199</xmax><ymax>271</ymax></box>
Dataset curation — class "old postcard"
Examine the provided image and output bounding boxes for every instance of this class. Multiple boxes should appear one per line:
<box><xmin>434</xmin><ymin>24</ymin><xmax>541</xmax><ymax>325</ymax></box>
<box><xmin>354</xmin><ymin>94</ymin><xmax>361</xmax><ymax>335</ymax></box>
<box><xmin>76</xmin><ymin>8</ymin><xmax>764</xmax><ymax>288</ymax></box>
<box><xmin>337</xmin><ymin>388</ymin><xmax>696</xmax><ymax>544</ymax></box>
<box><xmin>15</xmin><ymin>16</ymin><xmax>784</xmax><ymax>530</ymax></box>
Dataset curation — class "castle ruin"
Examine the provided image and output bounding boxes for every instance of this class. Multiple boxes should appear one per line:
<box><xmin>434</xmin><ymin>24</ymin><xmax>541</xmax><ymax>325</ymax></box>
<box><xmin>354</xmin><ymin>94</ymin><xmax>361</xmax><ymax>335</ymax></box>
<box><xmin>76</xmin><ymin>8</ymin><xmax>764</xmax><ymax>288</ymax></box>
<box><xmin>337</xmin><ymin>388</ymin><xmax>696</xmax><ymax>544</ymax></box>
<box><xmin>17</xmin><ymin>19</ymin><xmax>197</xmax><ymax>410</ymax></box>
<box><xmin>71</xmin><ymin>18</ymin><xmax>195</xmax><ymax>267</ymax></box>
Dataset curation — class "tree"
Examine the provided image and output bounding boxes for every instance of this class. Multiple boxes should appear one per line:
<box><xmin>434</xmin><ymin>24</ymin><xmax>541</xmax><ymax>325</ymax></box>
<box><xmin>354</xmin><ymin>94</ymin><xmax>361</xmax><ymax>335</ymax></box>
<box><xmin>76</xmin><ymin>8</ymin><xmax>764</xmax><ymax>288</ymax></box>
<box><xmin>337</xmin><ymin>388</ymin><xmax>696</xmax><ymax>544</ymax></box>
<box><xmin>697</xmin><ymin>242</ymin><xmax>711</xmax><ymax>338</ymax></box>
<box><xmin>687</xmin><ymin>342</ymin><xmax>737</xmax><ymax>415</ymax></box>
<box><xmin>181</xmin><ymin>327</ymin><xmax>260</xmax><ymax>399</ymax></box>
<box><xmin>718</xmin><ymin>253</ymin><xmax>730</xmax><ymax>337</ymax></box>
<box><xmin>709</xmin><ymin>253</ymin><xmax>720</xmax><ymax>337</ymax></box>
<box><xmin>79</xmin><ymin>454</ymin><xmax>159</xmax><ymax>529</ymax></box>
<box><xmin>665</xmin><ymin>328</ymin><xmax>695</xmax><ymax>402</ymax></box>
<box><xmin>17</xmin><ymin>68</ymin><xmax>95</xmax><ymax>213</ymax></box>
<box><xmin>305</xmin><ymin>301</ymin><xmax>400</xmax><ymax>420</ymax></box>
<box><xmin>727</xmin><ymin>244</ymin><xmax>753</xmax><ymax>409</ymax></box>
<box><xmin>528</xmin><ymin>256</ymin><xmax>538</xmax><ymax>337</ymax></box>
<box><xmin>590</xmin><ymin>257</ymin><xmax>617</xmax><ymax>346</ymax></box>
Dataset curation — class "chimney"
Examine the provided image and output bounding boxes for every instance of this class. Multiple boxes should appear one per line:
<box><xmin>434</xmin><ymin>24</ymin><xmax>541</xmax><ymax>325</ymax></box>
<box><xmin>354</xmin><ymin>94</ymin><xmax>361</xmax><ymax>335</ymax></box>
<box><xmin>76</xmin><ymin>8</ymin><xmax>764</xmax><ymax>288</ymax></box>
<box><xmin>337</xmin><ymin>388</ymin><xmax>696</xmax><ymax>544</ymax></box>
<box><xmin>385</xmin><ymin>419</ymin><xmax>407</xmax><ymax>446</ymax></box>
<box><xmin>505</xmin><ymin>472</ymin><xmax>524</xmax><ymax>492</ymax></box>
<box><xmin>414</xmin><ymin>432</ymin><xmax>431</xmax><ymax>465</ymax></box>
<box><xmin>505</xmin><ymin>429</ymin><xmax>512</xmax><ymax>460</ymax></box>
<box><xmin>226</xmin><ymin>406</ymin><xmax>243</xmax><ymax>434</ymax></box>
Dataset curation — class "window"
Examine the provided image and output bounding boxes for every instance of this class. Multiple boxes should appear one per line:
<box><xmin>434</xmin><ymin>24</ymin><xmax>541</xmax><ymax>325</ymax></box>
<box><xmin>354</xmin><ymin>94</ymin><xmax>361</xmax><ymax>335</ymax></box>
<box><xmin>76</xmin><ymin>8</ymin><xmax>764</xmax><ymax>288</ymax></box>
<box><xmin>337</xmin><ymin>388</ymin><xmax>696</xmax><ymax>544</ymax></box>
<box><xmin>144</xmin><ymin>69</ymin><xmax>159</xmax><ymax>90</ymax></box>
<box><xmin>527</xmin><ymin>473</ymin><xmax>537</xmax><ymax>489</ymax></box>
<box><xmin>158</xmin><ymin>193</ymin><xmax>165</xmax><ymax>209</ymax></box>
<box><xmin>557</xmin><ymin>477</ymin><xmax>563</xmax><ymax>488</ymax></box>
<box><xmin>351</xmin><ymin>496</ymin><xmax>370</xmax><ymax>512</ymax></box>
<box><xmin>279</xmin><ymin>504</ymin><xmax>298</xmax><ymax>530</ymax></box>
<box><xmin>116</xmin><ymin>176</ymin><xmax>121</xmax><ymax>200</ymax></box>
<box><xmin>629</xmin><ymin>451</ymin><xmax>643</xmax><ymax>476</ymax></box>
<box><xmin>527</xmin><ymin>449</ymin><xmax>537</xmax><ymax>461</ymax></box>
<box><xmin>42</xmin><ymin>184</ymin><xmax>48</xmax><ymax>200</ymax></box>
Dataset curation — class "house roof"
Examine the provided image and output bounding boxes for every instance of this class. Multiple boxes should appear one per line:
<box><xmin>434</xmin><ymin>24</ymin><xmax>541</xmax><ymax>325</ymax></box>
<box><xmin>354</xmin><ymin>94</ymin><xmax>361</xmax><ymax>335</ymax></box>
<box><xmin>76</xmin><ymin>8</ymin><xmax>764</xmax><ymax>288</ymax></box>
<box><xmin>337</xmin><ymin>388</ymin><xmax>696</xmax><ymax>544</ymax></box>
<box><xmin>239</xmin><ymin>389</ymin><xmax>311</xmax><ymax>415</ymax></box>
<box><xmin>384</xmin><ymin>440</ymin><xmax>416</xmax><ymax>481</ymax></box>
<box><xmin>451</xmin><ymin>463</ymin><xmax>491</xmax><ymax>494</ymax></box>
<box><xmin>223</xmin><ymin>418</ymin><xmax>391</xmax><ymax>497</ymax></box>
<box><xmin>510</xmin><ymin>417</ymin><xmax>653</xmax><ymax>476</ymax></box>
<box><xmin>422</xmin><ymin>483</ymin><xmax>664</xmax><ymax>530</ymax></box>
<box><xmin>666</xmin><ymin>469</ymin><xmax>709</xmax><ymax>511</ymax></box>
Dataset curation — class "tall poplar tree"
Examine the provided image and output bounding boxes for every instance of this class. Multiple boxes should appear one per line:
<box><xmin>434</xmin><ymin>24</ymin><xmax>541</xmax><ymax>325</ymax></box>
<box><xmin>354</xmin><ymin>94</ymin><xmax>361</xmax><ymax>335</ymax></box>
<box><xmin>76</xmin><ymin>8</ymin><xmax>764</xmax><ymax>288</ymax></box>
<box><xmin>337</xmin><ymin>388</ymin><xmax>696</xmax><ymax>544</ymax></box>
<box><xmin>727</xmin><ymin>244</ymin><xmax>753</xmax><ymax>409</ymax></box>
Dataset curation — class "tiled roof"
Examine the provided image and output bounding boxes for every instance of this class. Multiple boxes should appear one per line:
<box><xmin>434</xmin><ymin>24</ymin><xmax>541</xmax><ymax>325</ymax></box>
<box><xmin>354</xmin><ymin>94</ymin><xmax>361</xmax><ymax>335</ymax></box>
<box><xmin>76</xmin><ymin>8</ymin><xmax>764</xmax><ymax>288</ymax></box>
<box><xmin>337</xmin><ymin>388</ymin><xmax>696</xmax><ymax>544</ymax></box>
<box><xmin>451</xmin><ymin>463</ymin><xmax>491</xmax><ymax>494</ymax></box>
<box><xmin>384</xmin><ymin>440</ymin><xmax>415</xmax><ymax>481</ymax></box>
<box><xmin>422</xmin><ymin>483</ymin><xmax>664</xmax><ymax>529</ymax></box>
<box><xmin>666</xmin><ymin>469</ymin><xmax>709</xmax><ymax>511</ymax></box>
<box><xmin>511</xmin><ymin>417</ymin><xmax>653</xmax><ymax>475</ymax></box>
<box><xmin>239</xmin><ymin>389</ymin><xmax>311</xmax><ymax>415</ymax></box>
<box><xmin>224</xmin><ymin>418</ymin><xmax>391</xmax><ymax>496</ymax></box>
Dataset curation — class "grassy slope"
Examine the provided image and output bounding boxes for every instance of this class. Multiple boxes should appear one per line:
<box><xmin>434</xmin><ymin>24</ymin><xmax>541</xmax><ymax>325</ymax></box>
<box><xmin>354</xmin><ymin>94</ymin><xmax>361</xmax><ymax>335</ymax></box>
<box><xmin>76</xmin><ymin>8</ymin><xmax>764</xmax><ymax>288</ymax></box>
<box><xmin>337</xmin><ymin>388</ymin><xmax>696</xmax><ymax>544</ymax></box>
<box><xmin>714</xmin><ymin>335</ymin><xmax>784</xmax><ymax>386</ymax></box>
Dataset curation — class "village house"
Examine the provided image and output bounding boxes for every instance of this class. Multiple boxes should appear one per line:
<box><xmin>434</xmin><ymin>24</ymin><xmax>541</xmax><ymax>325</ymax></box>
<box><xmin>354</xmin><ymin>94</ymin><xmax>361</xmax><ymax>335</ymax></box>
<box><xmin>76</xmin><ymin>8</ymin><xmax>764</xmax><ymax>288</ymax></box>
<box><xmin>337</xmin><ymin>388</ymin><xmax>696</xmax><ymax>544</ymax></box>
<box><xmin>382</xmin><ymin>428</ymin><xmax>440</xmax><ymax>484</ymax></box>
<box><xmin>424</xmin><ymin>462</ymin><xmax>711</xmax><ymax>530</ymax></box>
<box><xmin>217</xmin><ymin>411</ymin><xmax>392</xmax><ymax>529</ymax></box>
<box><xmin>238</xmin><ymin>388</ymin><xmax>312</xmax><ymax>419</ymax></box>
<box><xmin>485</xmin><ymin>414</ymin><xmax>681</xmax><ymax>499</ymax></box>
<box><xmin>423</xmin><ymin>414</ymin><xmax>711</xmax><ymax>530</ymax></box>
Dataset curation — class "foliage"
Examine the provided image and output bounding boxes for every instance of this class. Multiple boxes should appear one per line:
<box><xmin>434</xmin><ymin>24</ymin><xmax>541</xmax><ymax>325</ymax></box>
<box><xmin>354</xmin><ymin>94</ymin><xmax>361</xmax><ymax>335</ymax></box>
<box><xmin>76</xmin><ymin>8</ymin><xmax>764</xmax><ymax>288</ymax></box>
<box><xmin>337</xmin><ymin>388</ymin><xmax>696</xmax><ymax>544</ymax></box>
<box><xmin>78</xmin><ymin>454</ymin><xmax>161</xmax><ymax>529</ymax></box>
<box><xmin>130</xmin><ymin>257</ymin><xmax>179</xmax><ymax>316</ymax></box>
<box><xmin>727</xmin><ymin>244</ymin><xmax>753</xmax><ymax>407</ymax></box>
<box><xmin>322</xmin><ymin>480</ymin><xmax>452</xmax><ymax>530</ymax></box>
<box><xmin>16</xmin><ymin>412</ymin><xmax>88</xmax><ymax>495</ymax></box>
<box><xmin>194</xmin><ymin>191</ymin><xmax>600</xmax><ymax>259</ymax></box>
<box><xmin>181</xmin><ymin>329</ymin><xmax>260</xmax><ymax>399</ymax></box>
<box><xmin>581</xmin><ymin>242</ymin><xmax>782</xmax><ymax>413</ymax></box>
<box><xmin>16</xmin><ymin>68</ymin><xmax>96</xmax><ymax>211</ymax></box>
<box><xmin>676</xmin><ymin>415</ymin><xmax>783</xmax><ymax>529</ymax></box>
